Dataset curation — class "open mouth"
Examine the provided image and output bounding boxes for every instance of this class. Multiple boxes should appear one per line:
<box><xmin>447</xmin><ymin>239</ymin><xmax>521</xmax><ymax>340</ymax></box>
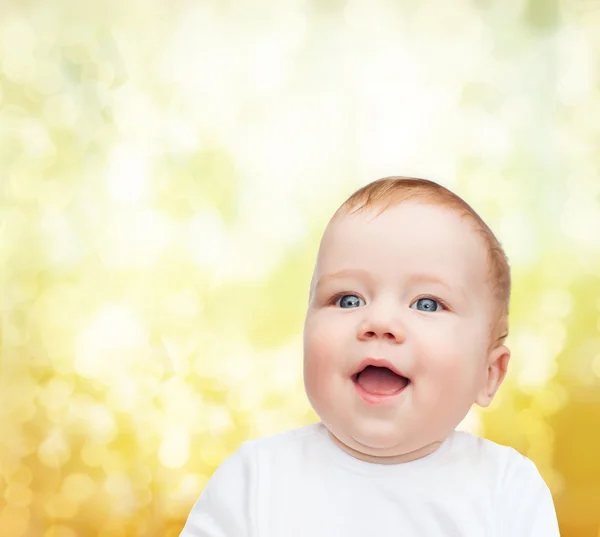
<box><xmin>352</xmin><ymin>364</ymin><xmax>411</xmax><ymax>396</ymax></box>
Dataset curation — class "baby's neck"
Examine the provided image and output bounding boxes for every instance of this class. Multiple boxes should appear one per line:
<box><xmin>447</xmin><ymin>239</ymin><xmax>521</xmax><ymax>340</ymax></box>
<box><xmin>328</xmin><ymin>431</ymin><xmax>444</xmax><ymax>465</ymax></box>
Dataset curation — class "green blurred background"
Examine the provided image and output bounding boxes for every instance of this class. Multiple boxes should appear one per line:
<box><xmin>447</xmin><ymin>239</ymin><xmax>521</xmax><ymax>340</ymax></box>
<box><xmin>1</xmin><ymin>0</ymin><xmax>599</xmax><ymax>536</ymax></box>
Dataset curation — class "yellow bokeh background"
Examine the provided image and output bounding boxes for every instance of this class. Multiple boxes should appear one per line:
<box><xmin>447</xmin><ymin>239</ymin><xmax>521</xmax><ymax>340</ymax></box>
<box><xmin>1</xmin><ymin>1</ymin><xmax>599</xmax><ymax>536</ymax></box>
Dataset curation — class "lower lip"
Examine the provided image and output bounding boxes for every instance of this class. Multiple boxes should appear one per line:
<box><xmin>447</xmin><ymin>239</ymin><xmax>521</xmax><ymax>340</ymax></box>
<box><xmin>352</xmin><ymin>379</ymin><xmax>410</xmax><ymax>405</ymax></box>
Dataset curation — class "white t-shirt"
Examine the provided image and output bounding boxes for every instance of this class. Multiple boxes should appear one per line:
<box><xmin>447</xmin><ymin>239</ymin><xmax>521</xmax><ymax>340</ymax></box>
<box><xmin>180</xmin><ymin>422</ymin><xmax>560</xmax><ymax>537</ymax></box>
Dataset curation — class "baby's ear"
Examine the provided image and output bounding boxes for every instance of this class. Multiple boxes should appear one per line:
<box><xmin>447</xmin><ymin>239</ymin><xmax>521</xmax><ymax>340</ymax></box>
<box><xmin>475</xmin><ymin>345</ymin><xmax>511</xmax><ymax>408</ymax></box>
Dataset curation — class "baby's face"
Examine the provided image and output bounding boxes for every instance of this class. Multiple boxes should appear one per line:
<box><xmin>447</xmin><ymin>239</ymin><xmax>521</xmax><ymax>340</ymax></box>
<box><xmin>303</xmin><ymin>201</ymin><xmax>503</xmax><ymax>461</ymax></box>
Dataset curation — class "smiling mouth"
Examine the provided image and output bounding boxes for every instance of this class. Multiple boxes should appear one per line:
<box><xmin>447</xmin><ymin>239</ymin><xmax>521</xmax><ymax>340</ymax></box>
<box><xmin>352</xmin><ymin>365</ymin><xmax>411</xmax><ymax>396</ymax></box>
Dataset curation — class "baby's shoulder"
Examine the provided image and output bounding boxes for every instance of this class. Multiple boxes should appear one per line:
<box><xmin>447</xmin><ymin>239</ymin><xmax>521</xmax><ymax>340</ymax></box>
<box><xmin>242</xmin><ymin>422</ymin><xmax>324</xmax><ymax>457</ymax></box>
<box><xmin>449</xmin><ymin>430</ymin><xmax>545</xmax><ymax>489</ymax></box>
<box><xmin>450</xmin><ymin>429</ymin><xmax>521</xmax><ymax>459</ymax></box>
<box><xmin>449</xmin><ymin>431</ymin><xmax>557</xmax><ymax>532</ymax></box>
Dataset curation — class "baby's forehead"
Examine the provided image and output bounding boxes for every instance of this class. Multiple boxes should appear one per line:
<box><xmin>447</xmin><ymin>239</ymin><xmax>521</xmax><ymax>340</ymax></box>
<box><xmin>317</xmin><ymin>202</ymin><xmax>493</xmax><ymax>285</ymax></box>
<box><xmin>326</xmin><ymin>201</ymin><xmax>484</xmax><ymax>248</ymax></box>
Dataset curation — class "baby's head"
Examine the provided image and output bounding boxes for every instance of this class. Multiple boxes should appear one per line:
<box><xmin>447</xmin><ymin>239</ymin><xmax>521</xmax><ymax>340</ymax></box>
<box><xmin>302</xmin><ymin>177</ymin><xmax>511</xmax><ymax>463</ymax></box>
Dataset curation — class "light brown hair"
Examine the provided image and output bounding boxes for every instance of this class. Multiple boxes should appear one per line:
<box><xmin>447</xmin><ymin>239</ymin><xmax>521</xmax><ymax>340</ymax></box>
<box><xmin>333</xmin><ymin>176</ymin><xmax>510</xmax><ymax>347</ymax></box>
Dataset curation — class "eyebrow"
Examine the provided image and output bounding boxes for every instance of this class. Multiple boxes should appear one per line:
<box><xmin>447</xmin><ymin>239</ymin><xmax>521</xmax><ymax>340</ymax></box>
<box><xmin>315</xmin><ymin>268</ymin><xmax>374</xmax><ymax>292</ymax></box>
<box><xmin>406</xmin><ymin>273</ymin><xmax>468</xmax><ymax>300</ymax></box>
<box><xmin>406</xmin><ymin>273</ymin><xmax>453</xmax><ymax>290</ymax></box>
<box><xmin>314</xmin><ymin>269</ymin><xmax>467</xmax><ymax>300</ymax></box>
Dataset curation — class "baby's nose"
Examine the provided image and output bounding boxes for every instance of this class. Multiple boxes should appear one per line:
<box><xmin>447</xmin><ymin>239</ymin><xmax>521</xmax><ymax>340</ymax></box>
<box><xmin>357</xmin><ymin>317</ymin><xmax>405</xmax><ymax>343</ymax></box>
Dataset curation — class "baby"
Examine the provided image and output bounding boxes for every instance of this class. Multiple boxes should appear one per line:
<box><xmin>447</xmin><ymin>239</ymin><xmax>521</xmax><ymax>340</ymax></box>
<box><xmin>180</xmin><ymin>177</ymin><xmax>560</xmax><ymax>536</ymax></box>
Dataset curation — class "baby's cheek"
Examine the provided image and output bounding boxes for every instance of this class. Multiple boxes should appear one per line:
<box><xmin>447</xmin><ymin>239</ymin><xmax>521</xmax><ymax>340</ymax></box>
<box><xmin>304</xmin><ymin>321</ymin><xmax>337</xmax><ymax>382</ymax></box>
<box><xmin>303</xmin><ymin>332</ymin><xmax>340</xmax><ymax>418</ymax></box>
<box><xmin>416</xmin><ymin>334</ymin><xmax>473</xmax><ymax>381</ymax></box>
<box><xmin>305</xmin><ymin>312</ymin><xmax>343</xmax><ymax>355</ymax></box>
<box><xmin>304</xmin><ymin>327</ymin><xmax>330</xmax><ymax>364</ymax></box>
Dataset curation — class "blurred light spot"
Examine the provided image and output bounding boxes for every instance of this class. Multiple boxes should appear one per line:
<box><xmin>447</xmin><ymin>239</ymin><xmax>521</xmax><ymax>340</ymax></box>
<box><xmin>105</xmin><ymin>475</ymin><xmax>136</xmax><ymax>515</ymax></box>
<box><xmin>541</xmin><ymin>321</ymin><xmax>567</xmax><ymax>357</ymax></box>
<box><xmin>533</xmin><ymin>382</ymin><xmax>569</xmax><ymax>416</ymax></box>
<box><xmin>105</xmin><ymin>376</ymin><xmax>140</xmax><ymax>412</ymax></box>
<box><xmin>0</xmin><ymin>17</ymin><xmax>36</xmax><ymax>83</ymax></box>
<box><xmin>253</xmin><ymin>409</ymin><xmax>287</xmax><ymax>437</ymax></box>
<box><xmin>43</xmin><ymin>526</ymin><xmax>77</xmax><ymax>537</ymax></box>
<box><xmin>258</xmin><ymin>342</ymin><xmax>301</xmax><ymax>395</ymax></box>
<box><xmin>473</xmin><ymin>114</ymin><xmax>513</xmax><ymax>158</ymax></box>
<box><xmin>97</xmin><ymin>209</ymin><xmax>172</xmax><ymax>268</ymax></box>
<box><xmin>557</xmin><ymin>29</ymin><xmax>594</xmax><ymax>105</ymax></box>
<box><xmin>198</xmin><ymin>439</ymin><xmax>227</xmax><ymax>468</ymax></box>
<box><xmin>0</xmin><ymin>505</ymin><xmax>29</xmax><ymax>537</ymax></box>
<box><xmin>36</xmin><ymin>62</ymin><xmax>65</xmax><ymax>95</ymax></box>
<box><xmin>540</xmin><ymin>289</ymin><xmax>572</xmax><ymax>319</ymax></box>
<box><xmin>592</xmin><ymin>354</ymin><xmax>600</xmax><ymax>378</ymax></box>
<box><xmin>498</xmin><ymin>210</ymin><xmax>538</xmax><ymax>266</ymax></box>
<box><xmin>207</xmin><ymin>406</ymin><xmax>233</xmax><ymax>436</ymax></box>
<box><xmin>518</xmin><ymin>408</ymin><xmax>547</xmax><ymax>439</ymax></box>
<box><xmin>161</xmin><ymin>336</ymin><xmax>196</xmax><ymax>375</ymax></box>
<box><xmin>97</xmin><ymin>61</ymin><xmax>116</xmax><ymax>86</ymax></box>
<box><xmin>248</xmin><ymin>40</ymin><xmax>287</xmax><ymax>94</ymax></box>
<box><xmin>43</xmin><ymin>94</ymin><xmax>77</xmax><ymax>128</ymax></box>
<box><xmin>75</xmin><ymin>304</ymin><xmax>148</xmax><ymax>379</ymax></box>
<box><xmin>525</xmin><ymin>421</ymin><xmax>555</xmax><ymax>462</ymax></box>
<box><xmin>233</xmin><ymin>381</ymin><xmax>265</xmax><ymax>412</ymax></box>
<box><xmin>210</xmin><ymin>344</ymin><xmax>255</xmax><ymax>386</ymax></box>
<box><xmin>239</xmin><ymin>187</ymin><xmax>307</xmax><ymax>249</ymax></box>
<box><xmin>163</xmin><ymin>116</ymin><xmax>200</xmax><ymax>155</ymax></box>
<box><xmin>38</xmin><ymin>177</ymin><xmax>75</xmax><ymax>211</ymax></box>
<box><xmin>87</xmin><ymin>405</ymin><xmax>117</xmax><ymax>444</ymax></box>
<box><xmin>80</xmin><ymin>441</ymin><xmax>106</xmax><ymax>468</ymax></box>
<box><xmin>159</xmin><ymin>426</ymin><xmax>190</xmax><ymax>469</ymax></box>
<box><xmin>44</xmin><ymin>494</ymin><xmax>78</xmax><ymax>519</ymax></box>
<box><xmin>131</xmin><ymin>465</ymin><xmax>152</xmax><ymax>486</ymax></box>
<box><xmin>62</xmin><ymin>474</ymin><xmax>96</xmax><ymax>503</ymax></box>
<box><xmin>38</xmin><ymin>429</ymin><xmax>71</xmax><ymax>468</ymax></box>
<box><xmin>112</xmin><ymin>86</ymin><xmax>161</xmax><ymax>139</ymax></box>
<box><xmin>5</xmin><ymin>484</ymin><xmax>33</xmax><ymax>507</ymax></box>
<box><xmin>9</xmin><ymin>173</ymin><xmax>39</xmax><ymax>203</ymax></box>
<box><xmin>10</xmin><ymin>465</ymin><xmax>32</xmax><ymax>487</ymax></box>
<box><xmin>107</xmin><ymin>143</ymin><xmax>151</xmax><ymax>202</ymax></box>
<box><xmin>101</xmin><ymin>449</ymin><xmax>128</xmax><ymax>474</ymax></box>
<box><xmin>513</xmin><ymin>331</ymin><xmax>558</xmax><ymax>391</ymax></box>
<box><xmin>20</xmin><ymin>123</ymin><xmax>56</xmax><ymax>163</ymax></box>
<box><xmin>545</xmin><ymin>469</ymin><xmax>565</xmax><ymax>496</ymax></box>
<box><xmin>40</xmin><ymin>212</ymin><xmax>83</xmax><ymax>267</ymax></box>
<box><xmin>0</xmin><ymin>453</ymin><xmax>22</xmax><ymax>481</ymax></box>
<box><xmin>174</xmin><ymin>474</ymin><xmax>207</xmax><ymax>503</ymax></box>
<box><xmin>164</xmin><ymin>291</ymin><xmax>202</xmax><ymax>319</ymax></box>
<box><xmin>39</xmin><ymin>379</ymin><xmax>74</xmax><ymax>414</ymax></box>
<box><xmin>98</xmin><ymin>525</ymin><xmax>126</xmax><ymax>537</ymax></box>
<box><xmin>188</xmin><ymin>209</ymin><xmax>232</xmax><ymax>273</ymax></box>
<box><xmin>227</xmin><ymin>228</ymin><xmax>281</xmax><ymax>282</ymax></box>
<box><xmin>561</xmin><ymin>193</ymin><xmax>600</xmax><ymax>244</ymax></box>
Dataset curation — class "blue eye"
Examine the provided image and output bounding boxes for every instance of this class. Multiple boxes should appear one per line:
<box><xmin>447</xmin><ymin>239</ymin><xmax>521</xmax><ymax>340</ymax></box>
<box><xmin>411</xmin><ymin>298</ymin><xmax>442</xmax><ymax>312</ymax></box>
<box><xmin>335</xmin><ymin>294</ymin><xmax>365</xmax><ymax>308</ymax></box>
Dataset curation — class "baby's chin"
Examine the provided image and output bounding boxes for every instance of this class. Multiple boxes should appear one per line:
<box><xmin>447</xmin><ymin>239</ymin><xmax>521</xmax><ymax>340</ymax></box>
<box><xmin>325</xmin><ymin>419</ymin><xmax>444</xmax><ymax>463</ymax></box>
<box><xmin>329</xmin><ymin>421</ymin><xmax>413</xmax><ymax>454</ymax></box>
